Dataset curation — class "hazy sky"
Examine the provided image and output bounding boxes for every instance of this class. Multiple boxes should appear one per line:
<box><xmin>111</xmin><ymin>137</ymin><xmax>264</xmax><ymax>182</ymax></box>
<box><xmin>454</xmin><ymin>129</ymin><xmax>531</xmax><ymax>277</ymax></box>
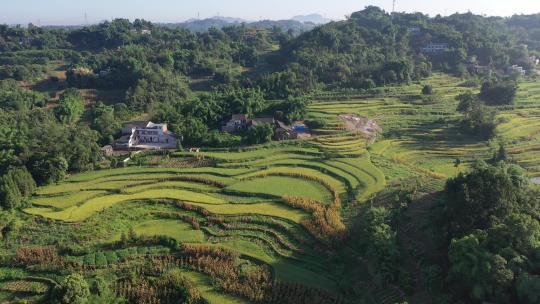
<box><xmin>2</xmin><ymin>0</ymin><xmax>540</xmax><ymax>25</ymax></box>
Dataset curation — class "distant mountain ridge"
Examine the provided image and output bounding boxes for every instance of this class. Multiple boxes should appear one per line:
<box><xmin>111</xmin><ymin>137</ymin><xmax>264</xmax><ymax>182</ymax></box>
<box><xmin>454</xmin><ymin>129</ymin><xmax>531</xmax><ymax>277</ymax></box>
<box><xmin>210</xmin><ymin>16</ymin><xmax>252</xmax><ymax>23</ymax></box>
<box><xmin>161</xmin><ymin>17</ymin><xmax>318</xmax><ymax>35</ymax></box>
<box><xmin>292</xmin><ymin>14</ymin><xmax>331</xmax><ymax>24</ymax></box>
<box><xmin>37</xmin><ymin>14</ymin><xmax>330</xmax><ymax>33</ymax></box>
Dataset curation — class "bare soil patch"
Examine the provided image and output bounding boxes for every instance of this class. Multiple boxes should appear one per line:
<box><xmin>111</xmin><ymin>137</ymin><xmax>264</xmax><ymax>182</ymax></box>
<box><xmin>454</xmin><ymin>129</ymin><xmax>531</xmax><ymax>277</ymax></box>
<box><xmin>338</xmin><ymin>114</ymin><xmax>382</xmax><ymax>138</ymax></box>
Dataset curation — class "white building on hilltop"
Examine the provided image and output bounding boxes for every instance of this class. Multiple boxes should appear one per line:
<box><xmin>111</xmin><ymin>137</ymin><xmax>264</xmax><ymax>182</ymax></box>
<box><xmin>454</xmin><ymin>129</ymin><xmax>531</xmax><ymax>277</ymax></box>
<box><xmin>116</xmin><ymin>121</ymin><xmax>179</xmax><ymax>150</ymax></box>
<box><xmin>421</xmin><ymin>43</ymin><xmax>449</xmax><ymax>53</ymax></box>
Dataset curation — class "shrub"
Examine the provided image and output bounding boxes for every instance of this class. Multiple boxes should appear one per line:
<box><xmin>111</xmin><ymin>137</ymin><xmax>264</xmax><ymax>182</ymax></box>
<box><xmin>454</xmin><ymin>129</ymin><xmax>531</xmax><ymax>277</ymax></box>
<box><xmin>305</xmin><ymin>119</ymin><xmax>326</xmax><ymax>130</ymax></box>
<box><xmin>0</xmin><ymin>166</ymin><xmax>36</xmax><ymax>210</ymax></box>
<box><xmin>480</xmin><ymin>80</ymin><xmax>518</xmax><ymax>105</ymax></box>
<box><xmin>422</xmin><ymin>84</ymin><xmax>433</xmax><ymax>95</ymax></box>
<box><xmin>52</xmin><ymin>273</ymin><xmax>90</xmax><ymax>304</ymax></box>
<box><xmin>245</xmin><ymin>123</ymin><xmax>274</xmax><ymax>145</ymax></box>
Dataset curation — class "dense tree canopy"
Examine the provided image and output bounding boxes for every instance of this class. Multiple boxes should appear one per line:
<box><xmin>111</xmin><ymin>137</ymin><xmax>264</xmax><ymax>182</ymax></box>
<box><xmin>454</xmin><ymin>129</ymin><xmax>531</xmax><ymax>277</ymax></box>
<box><xmin>480</xmin><ymin>79</ymin><xmax>518</xmax><ymax>105</ymax></box>
<box><xmin>438</xmin><ymin>162</ymin><xmax>540</xmax><ymax>303</ymax></box>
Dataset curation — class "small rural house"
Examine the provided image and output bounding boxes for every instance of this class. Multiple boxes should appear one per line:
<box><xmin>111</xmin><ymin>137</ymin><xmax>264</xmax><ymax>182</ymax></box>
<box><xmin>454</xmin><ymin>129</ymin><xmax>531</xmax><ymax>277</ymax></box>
<box><xmin>221</xmin><ymin>114</ymin><xmax>249</xmax><ymax>133</ymax></box>
<box><xmin>507</xmin><ymin>65</ymin><xmax>526</xmax><ymax>76</ymax></box>
<box><xmin>115</xmin><ymin>121</ymin><xmax>179</xmax><ymax>150</ymax></box>
<box><xmin>275</xmin><ymin>121</ymin><xmax>298</xmax><ymax>141</ymax></box>
<box><xmin>221</xmin><ymin>114</ymin><xmax>276</xmax><ymax>132</ymax></box>
<box><xmin>100</xmin><ymin>145</ymin><xmax>114</xmax><ymax>157</ymax></box>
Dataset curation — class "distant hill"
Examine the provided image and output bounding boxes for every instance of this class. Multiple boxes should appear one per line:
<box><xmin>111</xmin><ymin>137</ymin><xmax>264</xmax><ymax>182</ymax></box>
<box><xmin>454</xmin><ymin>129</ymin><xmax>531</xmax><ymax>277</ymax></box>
<box><xmin>162</xmin><ymin>17</ymin><xmax>316</xmax><ymax>35</ymax></box>
<box><xmin>36</xmin><ymin>15</ymin><xmax>326</xmax><ymax>33</ymax></box>
<box><xmin>210</xmin><ymin>16</ymin><xmax>251</xmax><ymax>23</ymax></box>
<box><xmin>161</xmin><ymin>18</ymin><xmax>231</xmax><ymax>32</ymax></box>
<box><xmin>250</xmin><ymin>19</ymin><xmax>318</xmax><ymax>33</ymax></box>
<box><xmin>292</xmin><ymin>14</ymin><xmax>331</xmax><ymax>24</ymax></box>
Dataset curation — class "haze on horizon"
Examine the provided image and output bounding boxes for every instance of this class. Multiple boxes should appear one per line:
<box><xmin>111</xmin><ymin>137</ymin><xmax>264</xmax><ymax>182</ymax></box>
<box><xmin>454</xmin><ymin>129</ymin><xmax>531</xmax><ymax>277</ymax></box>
<box><xmin>2</xmin><ymin>0</ymin><xmax>540</xmax><ymax>26</ymax></box>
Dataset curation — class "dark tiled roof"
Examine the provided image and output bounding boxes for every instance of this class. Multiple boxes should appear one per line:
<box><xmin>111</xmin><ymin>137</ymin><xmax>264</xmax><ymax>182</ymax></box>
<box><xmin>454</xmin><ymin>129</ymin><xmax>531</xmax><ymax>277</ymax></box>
<box><xmin>276</xmin><ymin>120</ymin><xmax>291</xmax><ymax>130</ymax></box>
<box><xmin>231</xmin><ymin>114</ymin><xmax>248</xmax><ymax>121</ymax></box>
<box><xmin>251</xmin><ymin>117</ymin><xmax>275</xmax><ymax>125</ymax></box>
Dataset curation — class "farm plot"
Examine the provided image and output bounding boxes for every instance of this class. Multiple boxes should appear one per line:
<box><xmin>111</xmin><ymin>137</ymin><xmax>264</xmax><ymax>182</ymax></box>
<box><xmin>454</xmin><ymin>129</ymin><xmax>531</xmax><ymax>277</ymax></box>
<box><xmin>227</xmin><ymin>176</ymin><xmax>333</xmax><ymax>203</ymax></box>
<box><xmin>497</xmin><ymin>80</ymin><xmax>540</xmax><ymax>174</ymax></box>
<box><xmin>128</xmin><ymin>219</ymin><xmax>205</xmax><ymax>243</ymax></box>
<box><xmin>308</xmin><ymin>74</ymin><xmax>494</xmax><ymax>181</ymax></box>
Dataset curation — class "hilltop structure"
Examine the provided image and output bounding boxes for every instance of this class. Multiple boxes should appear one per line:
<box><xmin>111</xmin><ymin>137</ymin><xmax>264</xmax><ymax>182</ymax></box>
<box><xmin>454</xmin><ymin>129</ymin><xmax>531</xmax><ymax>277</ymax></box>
<box><xmin>421</xmin><ymin>42</ymin><xmax>449</xmax><ymax>53</ymax></box>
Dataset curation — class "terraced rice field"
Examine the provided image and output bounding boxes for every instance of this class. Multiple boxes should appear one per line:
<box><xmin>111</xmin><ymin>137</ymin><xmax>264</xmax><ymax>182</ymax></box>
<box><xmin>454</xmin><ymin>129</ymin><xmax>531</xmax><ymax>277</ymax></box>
<box><xmin>499</xmin><ymin>81</ymin><xmax>540</xmax><ymax>177</ymax></box>
<box><xmin>310</xmin><ymin>74</ymin><xmax>540</xmax><ymax>182</ymax></box>
<box><xmin>24</xmin><ymin>137</ymin><xmax>384</xmax><ymax>302</ymax></box>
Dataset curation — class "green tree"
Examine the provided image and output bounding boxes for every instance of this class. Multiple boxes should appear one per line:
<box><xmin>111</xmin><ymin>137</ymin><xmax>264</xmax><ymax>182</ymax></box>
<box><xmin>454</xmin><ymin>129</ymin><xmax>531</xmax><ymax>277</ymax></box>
<box><xmin>488</xmin><ymin>213</ymin><xmax>540</xmax><ymax>256</ymax></box>
<box><xmin>126</xmin><ymin>68</ymin><xmax>190</xmax><ymax>111</ymax></box>
<box><xmin>0</xmin><ymin>166</ymin><xmax>36</xmax><ymax>210</ymax></box>
<box><xmin>91</xmin><ymin>102</ymin><xmax>120</xmax><ymax>144</ymax></box>
<box><xmin>0</xmin><ymin>79</ymin><xmax>47</xmax><ymax>111</ymax></box>
<box><xmin>53</xmin><ymin>273</ymin><xmax>91</xmax><ymax>304</ymax></box>
<box><xmin>443</xmin><ymin>162</ymin><xmax>524</xmax><ymax>238</ymax></box>
<box><xmin>358</xmin><ymin>207</ymin><xmax>399</xmax><ymax>284</ymax></box>
<box><xmin>245</xmin><ymin>123</ymin><xmax>274</xmax><ymax>145</ymax></box>
<box><xmin>456</xmin><ymin>91</ymin><xmax>478</xmax><ymax>113</ymax></box>
<box><xmin>440</xmin><ymin>162</ymin><xmax>539</xmax><ymax>303</ymax></box>
<box><xmin>55</xmin><ymin>89</ymin><xmax>85</xmax><ymax>124</ymax></box>
<box><xmin>270</xmin><ymin>96</ymin><xmax>310</xmax><ymax>123</ymax></box>
<box><xmin>460</xmin><ymin>101</ymin><xmax>496</xmax><ymax>139</ymax></box>
<box><xmin>422</xmin><ymin>84</ymin><xmax>433</xmax><ymax>95</ymax></box>
<box><xmin>480</xmin><ymin>80</ymin><xmax>518</xmax><ymax>106</ymax></box>
<box><xmin>179</xmin><ymin>117</ymin><xmax>209</xmax><ymax>146</ymax></box>
<box><xmin>221</xmin><ymin>88</ymin><xmax>265</xmax><ymax>117</ymax></box>
<box><xmin>497</xmin><ymin>145</ymin><xmax>508</xmax><ymax>162</ymax></box>
<box><xmin>29</xmin><ymin>155</ymin><xmax>68</xmax><ymax>185</ymax></box>
<box><xmin>448</xmin><ymin>234</ymin><xmax>492</xmax><ymax>300</ymax></box>
<box><xmin>517</xmin><ymin>274</ymin><xmax>540</xmax><ymax>304</ymax></box>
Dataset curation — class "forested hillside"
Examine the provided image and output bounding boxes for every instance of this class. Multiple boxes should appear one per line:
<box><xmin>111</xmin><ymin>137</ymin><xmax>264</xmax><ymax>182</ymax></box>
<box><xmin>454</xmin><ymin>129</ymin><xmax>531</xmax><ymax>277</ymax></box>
<box><xmin>277</xmin><ymin>6</ymin><xmax>540</xmax><ymax>90</ymax></box>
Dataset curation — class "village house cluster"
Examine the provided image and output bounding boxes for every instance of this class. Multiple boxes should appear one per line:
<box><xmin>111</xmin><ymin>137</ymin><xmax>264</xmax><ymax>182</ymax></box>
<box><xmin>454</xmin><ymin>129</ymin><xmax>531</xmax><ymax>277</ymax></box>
<box><xmin>221</xmin><ymin>114</ymin><xmax>308</xmax><ymax>141</ymax></box>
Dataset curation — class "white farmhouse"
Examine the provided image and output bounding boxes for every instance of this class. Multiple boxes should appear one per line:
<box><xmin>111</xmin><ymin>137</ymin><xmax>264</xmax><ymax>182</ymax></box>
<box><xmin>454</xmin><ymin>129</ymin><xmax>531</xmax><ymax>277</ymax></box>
<box><xmin>116</xmin><ymin>121</ymin><xmax>179</xmax><ymax>150</ymax></box>
<box><xmin>507</xmin><ymin>65</ymin><xmax>526</xmax><ymax>76</ymax></box>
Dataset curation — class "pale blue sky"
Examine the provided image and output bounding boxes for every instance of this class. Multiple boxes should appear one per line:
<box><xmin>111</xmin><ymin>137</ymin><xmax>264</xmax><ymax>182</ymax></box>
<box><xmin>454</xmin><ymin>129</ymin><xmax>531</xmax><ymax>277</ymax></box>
<box><xmin>2</xmin><ymin>0</ymin><xmax>540</xmax><ymax>25</ymax></box>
